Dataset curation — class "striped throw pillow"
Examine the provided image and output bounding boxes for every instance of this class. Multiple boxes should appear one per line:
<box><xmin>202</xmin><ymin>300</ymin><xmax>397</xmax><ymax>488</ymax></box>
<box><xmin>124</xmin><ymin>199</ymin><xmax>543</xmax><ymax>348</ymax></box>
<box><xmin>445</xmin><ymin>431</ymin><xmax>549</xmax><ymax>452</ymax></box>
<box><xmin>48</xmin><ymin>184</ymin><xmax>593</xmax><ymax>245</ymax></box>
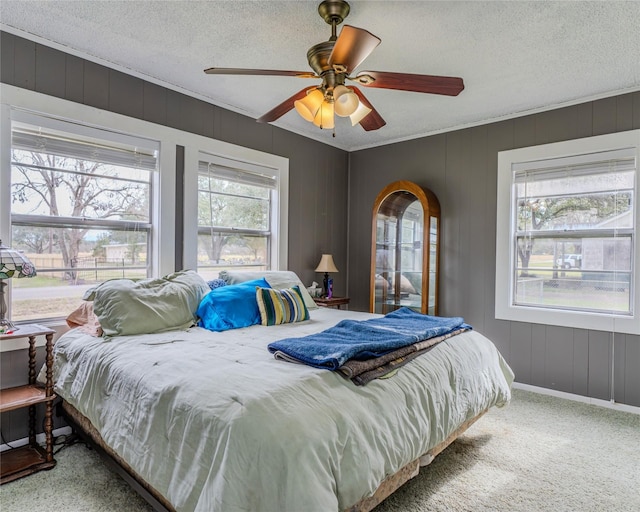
<box><xmin>256</xmin><ymin>285</ymin><xmax>310</xmax><ymax>326</ymax></box>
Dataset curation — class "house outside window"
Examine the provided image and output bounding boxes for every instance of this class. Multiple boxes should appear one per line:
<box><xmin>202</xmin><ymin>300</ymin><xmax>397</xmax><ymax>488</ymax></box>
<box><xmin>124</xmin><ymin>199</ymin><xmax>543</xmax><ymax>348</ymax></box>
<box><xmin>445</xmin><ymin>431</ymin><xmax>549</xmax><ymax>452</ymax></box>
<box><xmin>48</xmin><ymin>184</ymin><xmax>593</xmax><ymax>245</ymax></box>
<box><xmin>7</xmin><ymin>112</ymin><xmax>158</xmax><ymax>323</ymax></box>
<box><xmin>496</xmin><ymin>130</ymin><xmax>640</xmax><ymax>334</ymax></box>
<box><xmin>196</xmin><ymin>153</ymin><xmax>279</xmax><ymax>280</ymax></box>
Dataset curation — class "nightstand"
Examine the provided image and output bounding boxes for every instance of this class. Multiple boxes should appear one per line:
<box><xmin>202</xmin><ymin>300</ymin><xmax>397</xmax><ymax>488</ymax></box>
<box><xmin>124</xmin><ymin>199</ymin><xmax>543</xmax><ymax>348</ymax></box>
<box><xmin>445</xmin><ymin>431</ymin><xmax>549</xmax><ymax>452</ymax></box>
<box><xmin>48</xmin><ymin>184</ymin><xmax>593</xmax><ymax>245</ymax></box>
<box><xmin>0</xmin><ymin>324</ymin><xmax>56</xmax><ymax>484</ymax></box>
<box><xmin>313</xmin><ymin>296</ymin><xmax>350</xmax><ymax>309</ymax></box>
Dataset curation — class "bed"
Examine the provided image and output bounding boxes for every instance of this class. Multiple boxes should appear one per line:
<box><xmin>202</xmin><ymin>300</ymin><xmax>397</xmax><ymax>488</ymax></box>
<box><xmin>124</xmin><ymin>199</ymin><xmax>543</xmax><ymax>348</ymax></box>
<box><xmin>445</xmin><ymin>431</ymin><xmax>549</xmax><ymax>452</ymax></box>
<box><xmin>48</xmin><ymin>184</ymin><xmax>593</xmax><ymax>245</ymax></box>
<box><xmin>48</xmin><ymin>270</ymin><xmax>514</xmax><ymax>512</ymax></box>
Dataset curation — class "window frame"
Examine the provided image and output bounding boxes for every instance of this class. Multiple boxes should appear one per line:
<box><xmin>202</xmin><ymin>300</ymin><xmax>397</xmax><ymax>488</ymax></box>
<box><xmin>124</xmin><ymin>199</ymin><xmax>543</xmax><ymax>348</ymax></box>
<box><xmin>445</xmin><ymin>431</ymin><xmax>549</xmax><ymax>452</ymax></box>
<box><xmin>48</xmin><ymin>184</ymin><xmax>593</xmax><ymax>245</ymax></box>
<box><xmin>495</xmin><ymin>129</ymin><xmax>640</xmax><ymax>334</ymax></box>
<box><xmin>9</xmin><ymin>111</ymin><xmax>158</xmax><ymax>299</ymax></box>
<box><xmin>183</xmin><ymin>147</ymin><xmax>288</xmax><ymax>274</ymax></box>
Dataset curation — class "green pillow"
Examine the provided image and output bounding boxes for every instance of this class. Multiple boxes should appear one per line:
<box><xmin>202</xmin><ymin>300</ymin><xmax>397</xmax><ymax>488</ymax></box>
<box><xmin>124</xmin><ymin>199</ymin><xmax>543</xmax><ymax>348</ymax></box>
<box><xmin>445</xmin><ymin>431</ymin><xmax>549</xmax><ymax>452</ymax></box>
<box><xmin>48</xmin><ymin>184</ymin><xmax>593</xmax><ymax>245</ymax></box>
<box><xmin>92</xmin><ymin>270</ymin><xmax>210</xmax><ymax>336</ymax></box>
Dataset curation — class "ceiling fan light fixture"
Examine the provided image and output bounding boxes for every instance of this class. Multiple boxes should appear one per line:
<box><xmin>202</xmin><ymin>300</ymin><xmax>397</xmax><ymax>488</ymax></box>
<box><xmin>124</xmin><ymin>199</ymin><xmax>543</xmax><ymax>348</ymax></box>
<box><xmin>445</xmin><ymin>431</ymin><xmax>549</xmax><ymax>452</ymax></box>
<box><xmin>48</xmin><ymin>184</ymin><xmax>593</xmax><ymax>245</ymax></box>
<box><xmin>204</xmin><ymin>0</ymin><xmax>463</xmax><ymax>134</ymax></box>
<box><xmin>333</xmin><ymin>85</ymin><xmax>359</xmax><ymax>117</ymax></box>
<box><xmin>349</xmin><ymin>101</ymin><xmax>372</xmax><ymax>126</ymax></box>
<box><xmin>313</xmin><ymin>100</ymin><xmax>335</xmax><ymax>129</ymax></box>
<box><xmin>294</xmin><ymin>88</ymin><xmax>325</xmax><ymax>122</ymax></box>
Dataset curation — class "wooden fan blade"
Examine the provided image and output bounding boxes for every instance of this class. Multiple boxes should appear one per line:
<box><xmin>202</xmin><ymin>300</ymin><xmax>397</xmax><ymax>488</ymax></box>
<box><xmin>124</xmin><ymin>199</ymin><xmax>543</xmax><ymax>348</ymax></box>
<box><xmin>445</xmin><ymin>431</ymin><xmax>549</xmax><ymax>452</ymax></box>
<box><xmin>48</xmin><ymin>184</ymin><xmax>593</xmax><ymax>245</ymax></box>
<box><xmin>328</xmin><ymin>25</ymin><xmax>381</xmax><ymax>74</ymax></box>
<box><xmin>350</xmin><ymin>87</ymin><xmax>386</xmax><ymax>131</ymax></box>
<box><xmin>204</xmin><ymin>67</ymin><xmax>317</xmax><ymax>79</ymax></box>
<box><xmin>352</xmin><ymin>71</ymin><xmax>464</xmax><ymax>96</ymax></box>
<box><xmin>257</xmin><ymin>86</ymin><xmax>319</xmax><ymax>123</ymax></box>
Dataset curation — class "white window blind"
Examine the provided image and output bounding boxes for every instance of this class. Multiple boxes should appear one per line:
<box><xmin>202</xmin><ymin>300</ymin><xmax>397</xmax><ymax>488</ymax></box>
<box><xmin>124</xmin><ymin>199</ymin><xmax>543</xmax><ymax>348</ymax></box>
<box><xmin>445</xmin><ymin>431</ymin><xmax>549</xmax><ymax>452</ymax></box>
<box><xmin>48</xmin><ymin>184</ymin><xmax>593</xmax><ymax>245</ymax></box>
<box><xmin>195</xmin><ymin>153</ymin><xmax>277</xmax><ymax>278</ymax></box>
<box><xmin>197</xmin><ymin>160</ymin><xmax>276</xmax><ymax>189</ymax></box>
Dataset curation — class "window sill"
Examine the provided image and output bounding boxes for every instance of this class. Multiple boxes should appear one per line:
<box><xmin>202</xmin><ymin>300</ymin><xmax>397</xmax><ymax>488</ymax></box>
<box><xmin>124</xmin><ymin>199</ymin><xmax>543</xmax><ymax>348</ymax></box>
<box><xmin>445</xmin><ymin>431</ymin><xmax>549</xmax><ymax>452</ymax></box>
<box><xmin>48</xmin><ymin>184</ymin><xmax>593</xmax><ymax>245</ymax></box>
<box><xmin>495</xmin><ymin>303</ymin><xmax>640</xmax><ymax>335</ymax></box>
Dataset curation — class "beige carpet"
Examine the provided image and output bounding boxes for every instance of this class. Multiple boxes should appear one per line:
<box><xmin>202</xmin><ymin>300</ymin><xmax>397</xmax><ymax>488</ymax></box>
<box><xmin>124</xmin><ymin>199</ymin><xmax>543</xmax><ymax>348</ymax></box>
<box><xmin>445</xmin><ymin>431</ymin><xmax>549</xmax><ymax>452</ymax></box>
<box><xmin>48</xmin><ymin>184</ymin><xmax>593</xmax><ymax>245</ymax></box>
<box><xmin>1</xmin><ymin>389</ymin><xmax>638</xmax><ymax>512</ymax></box>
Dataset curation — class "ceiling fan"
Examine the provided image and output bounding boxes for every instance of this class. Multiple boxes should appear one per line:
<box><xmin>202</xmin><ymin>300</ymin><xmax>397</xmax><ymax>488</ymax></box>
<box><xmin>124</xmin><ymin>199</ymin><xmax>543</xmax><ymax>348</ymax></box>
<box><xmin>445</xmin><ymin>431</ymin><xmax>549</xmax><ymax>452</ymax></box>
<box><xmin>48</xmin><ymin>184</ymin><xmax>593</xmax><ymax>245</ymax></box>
<box><xmin>204</xmin><ymin>0</ymin><xmax>464</xmax><ymax>133</ymax></box>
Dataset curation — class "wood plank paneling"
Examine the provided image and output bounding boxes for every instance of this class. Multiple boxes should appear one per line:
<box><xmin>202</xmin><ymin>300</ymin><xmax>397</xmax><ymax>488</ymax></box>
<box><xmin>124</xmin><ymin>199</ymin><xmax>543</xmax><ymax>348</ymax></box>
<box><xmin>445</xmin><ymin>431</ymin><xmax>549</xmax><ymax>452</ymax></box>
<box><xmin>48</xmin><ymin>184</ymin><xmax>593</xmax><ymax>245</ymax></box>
<box><xmin>83</xmin><ymin>60</ymin><xmax>109</xmax><ymax>110</ymax></box>
<box><xmin>572</xmin><ymin>329</ymin><xmax>589</xmax><ymax>396</ymax></box>
<box><xmin>544</xmin><ymin>326</ymin><xmax>574</xmax><ymax>392</ymax></box>
<box><xmin>175</xmin><ymin>95</ymin><xmax>212</xmax><ymax>138</ymax></box>
<box><xmin>213</xmin><ymin>107</ymin><xmax>273</xmax><ymax>155</ymax></box>
<box><xmin>35</xmin><ymin>44</ymin><xmax>65</xmax><ymax>98</ymax></box>
<box><xmin>509</xmin><ymin>322</ymin><xmax>532</xmax><ymax>384</ymax></box>
<box><xmin>575</xmin><ymin>102</ymin><xmax>593</xmax><ymax>139</ymax></box>
<box><xmin>513</xmin><ymin>115</ymin><xmax>535</xmax><ymax>149</ymax></box>
<box><xmin>0</xmin><ymin>31</ymin><xmax>15</xmax><ymax>85</ymax></box>
<box><xmin>109</xmin><ymin>70</ymin><xmax>144</xmax><ymax>119</ymax></box>
<box><xmin>615</xmin><ymin>94</ymin><xmax>634</xmax><ymax>132</ymax></box>
<box><xmin>623</xmin><ymin>335</ymin><xmax>640</xmax><ymax>406</ymax></box>
<box><xmin>442</xmin><ymin>129</ymin><xmax>472</xmax><ymax>317</ymax></box>
<box><xmin>13</xmin><ymin>36</ymin><xmax>35</xmax><ymax>90</ymax></box>
<box><xmin>530</xmin><ymin>324</ymin><xmax>547</xmax><ymax>387</ymax></box>
<box><xmin>588</xmin><ymin>330</ymin><xmax>611</xmax><ymax>401</ymax></box>
<box><xmin>65</xmin><ymin>54</ymin><xmax>84</xmax><ymax>103</ymax></box>
<box><xmin>142</xmin><ymin>81</ymin><xmax>167</xmax><ymax>126</ymax></box>
<box><xmin>613</xmin><ymin>333</ymin><xmax>627</xmax><ymax>405</ymax></box>
<box><xmin>165</xmin><ymin>88</ymin><xmax>186</xmax><ymax>132</ymax></box>
<box><xmin>633</xmin><ymin>91</ymin><xmax>640</xmax><ymax>129</ymax></box>
<box><xmin>592</xmin><ymin>96</ymin><xmax>618</xmax><ymax>136</ymax></box>
<box><xmin>478</xmin><ymin>120</ymin><xmax>512</xmax><ymax>361</ymax></box>
<box><xmin>466</xmin><ymin>126</ymin><xmax>489</xmax><ymax>331</ymax></box>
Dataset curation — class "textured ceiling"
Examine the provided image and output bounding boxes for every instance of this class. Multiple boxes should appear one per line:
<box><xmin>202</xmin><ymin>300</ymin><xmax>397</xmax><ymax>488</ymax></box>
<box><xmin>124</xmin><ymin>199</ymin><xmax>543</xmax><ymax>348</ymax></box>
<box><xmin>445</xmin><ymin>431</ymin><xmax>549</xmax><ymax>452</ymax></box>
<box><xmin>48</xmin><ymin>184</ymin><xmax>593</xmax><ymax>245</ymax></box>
<box><xmin>1</xmin><ymin>1</ymin><xmax>639</xmax><ymax>151</ymax></box>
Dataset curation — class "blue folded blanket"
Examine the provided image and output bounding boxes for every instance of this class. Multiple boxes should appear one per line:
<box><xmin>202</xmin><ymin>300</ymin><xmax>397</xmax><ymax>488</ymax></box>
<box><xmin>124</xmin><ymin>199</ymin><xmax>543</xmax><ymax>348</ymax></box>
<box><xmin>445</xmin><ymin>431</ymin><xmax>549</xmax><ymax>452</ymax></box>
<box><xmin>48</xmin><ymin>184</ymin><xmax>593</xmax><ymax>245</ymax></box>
<box><xmin>267</xmin><ymin>307</ymin><xmax>471</xmax><ymax>370</ymax></box>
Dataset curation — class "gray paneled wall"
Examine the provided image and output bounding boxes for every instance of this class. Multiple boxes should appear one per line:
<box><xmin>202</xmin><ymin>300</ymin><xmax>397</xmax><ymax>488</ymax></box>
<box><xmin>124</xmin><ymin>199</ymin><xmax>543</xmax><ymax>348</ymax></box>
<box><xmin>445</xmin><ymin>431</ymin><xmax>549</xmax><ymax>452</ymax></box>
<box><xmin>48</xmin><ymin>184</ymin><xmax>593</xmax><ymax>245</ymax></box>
<box><xmin>0</xmin><ymin>31</ymin><xmax>349</xmax><ymax>442</ymax></box>
<box><xmin>348</xmin><ymin>92</ymin><xmax>640</xmax><ymax>407</ymax></box>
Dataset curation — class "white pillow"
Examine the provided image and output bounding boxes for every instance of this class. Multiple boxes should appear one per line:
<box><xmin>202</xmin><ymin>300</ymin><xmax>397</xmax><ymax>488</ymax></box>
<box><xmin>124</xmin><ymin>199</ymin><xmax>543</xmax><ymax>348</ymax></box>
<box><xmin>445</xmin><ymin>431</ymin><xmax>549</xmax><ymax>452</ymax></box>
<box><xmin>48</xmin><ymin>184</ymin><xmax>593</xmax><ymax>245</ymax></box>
<box><xmin>219</xmin><ymin>270</ymin><xmax>318</xmax><ymax>310</ymax></box>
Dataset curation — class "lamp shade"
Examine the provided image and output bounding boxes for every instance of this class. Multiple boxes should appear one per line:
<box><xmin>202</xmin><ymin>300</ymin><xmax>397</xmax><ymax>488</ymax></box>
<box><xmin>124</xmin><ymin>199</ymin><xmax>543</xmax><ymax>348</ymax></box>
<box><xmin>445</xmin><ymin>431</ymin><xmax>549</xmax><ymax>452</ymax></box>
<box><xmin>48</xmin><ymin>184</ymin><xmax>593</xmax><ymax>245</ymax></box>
<box><xmin>0</xmin><ymin>240</ymin><xmax>37</xmax><ymax>332</ymax></box>
<box><xmin>333</xmin><ymin>85</ymin><xmax>359</xmax><ymax>117</ymax></box>
<box><xmin>312</xmin><ymin>100</ymin><xmax>335</xmax><ymax>130</ymax></box>
<box><xmin>0</xmin><ymin>240</ymin><xmax>37</xmax><ymax>279</ymax></box>
<box><xmin>349</xmin><ymin>102</ymin><xmax>373</xmax><ymax>126</ymax></box>
<box><xmin>315</xmin><ymin>254</ymin><xmax>339</xmax><ymax>273</ymax></box>
<box><xmin>294</xmin><ymin>88</ymin><xmax>324</xmax><ymax>122</ymax></box>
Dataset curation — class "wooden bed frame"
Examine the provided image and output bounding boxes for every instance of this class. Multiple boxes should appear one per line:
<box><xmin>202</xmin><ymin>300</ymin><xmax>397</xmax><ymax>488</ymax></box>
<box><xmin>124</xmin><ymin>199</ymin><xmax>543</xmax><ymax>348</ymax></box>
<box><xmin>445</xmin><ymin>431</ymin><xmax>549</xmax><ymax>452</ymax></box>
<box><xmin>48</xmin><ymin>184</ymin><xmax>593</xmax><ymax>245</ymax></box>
<box><xmin>61</xmin><ymin>400</ymin><xmax>486</xmax><ymax>512</ymax></box>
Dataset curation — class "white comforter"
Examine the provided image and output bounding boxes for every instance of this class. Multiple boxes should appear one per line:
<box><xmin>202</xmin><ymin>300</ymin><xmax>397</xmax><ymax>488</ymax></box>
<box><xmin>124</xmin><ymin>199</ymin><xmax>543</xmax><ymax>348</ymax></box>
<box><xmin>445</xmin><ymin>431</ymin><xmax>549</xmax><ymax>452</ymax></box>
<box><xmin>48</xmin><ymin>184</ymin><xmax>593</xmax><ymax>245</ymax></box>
<box><xmin>52</xmin><ymin>308</ymin><xmax>514</xmax><ymax>512</ymax></box>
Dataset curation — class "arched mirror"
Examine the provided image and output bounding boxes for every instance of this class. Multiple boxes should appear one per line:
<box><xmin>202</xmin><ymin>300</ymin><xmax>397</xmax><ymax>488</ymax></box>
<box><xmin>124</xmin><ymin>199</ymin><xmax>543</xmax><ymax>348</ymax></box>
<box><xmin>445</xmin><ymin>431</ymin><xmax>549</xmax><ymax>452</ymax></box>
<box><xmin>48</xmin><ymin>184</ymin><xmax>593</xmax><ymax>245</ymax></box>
<box><xmin>370</xmin><ymin>180</ymin><xmax>441</xmax><ymax>315</ymax></box>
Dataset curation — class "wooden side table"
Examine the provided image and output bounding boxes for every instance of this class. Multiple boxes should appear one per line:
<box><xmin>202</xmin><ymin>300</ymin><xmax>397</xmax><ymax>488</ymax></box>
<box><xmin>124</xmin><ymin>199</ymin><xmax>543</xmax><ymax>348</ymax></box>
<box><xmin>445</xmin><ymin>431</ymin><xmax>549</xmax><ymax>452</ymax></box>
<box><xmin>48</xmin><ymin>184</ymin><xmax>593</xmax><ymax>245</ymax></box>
<box><xmin>313</xmin><ymin>296</ymin><xmax>350</xmax><ymax>309</ymax></box>
<box><xmin>0</xmin><ymin>324</ymin><xmax>56</xmax><ymax>484</ymax></box>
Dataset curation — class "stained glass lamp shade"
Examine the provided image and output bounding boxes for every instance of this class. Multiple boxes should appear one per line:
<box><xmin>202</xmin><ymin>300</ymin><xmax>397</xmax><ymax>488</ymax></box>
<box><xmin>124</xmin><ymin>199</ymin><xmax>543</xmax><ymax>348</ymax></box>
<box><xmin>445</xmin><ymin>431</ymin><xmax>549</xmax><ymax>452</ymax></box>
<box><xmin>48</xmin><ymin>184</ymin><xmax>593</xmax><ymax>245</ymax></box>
<box><xmin>0</xmin><ymin>240</ymin><xmax>37</xmax><ymax>332</ymax></box>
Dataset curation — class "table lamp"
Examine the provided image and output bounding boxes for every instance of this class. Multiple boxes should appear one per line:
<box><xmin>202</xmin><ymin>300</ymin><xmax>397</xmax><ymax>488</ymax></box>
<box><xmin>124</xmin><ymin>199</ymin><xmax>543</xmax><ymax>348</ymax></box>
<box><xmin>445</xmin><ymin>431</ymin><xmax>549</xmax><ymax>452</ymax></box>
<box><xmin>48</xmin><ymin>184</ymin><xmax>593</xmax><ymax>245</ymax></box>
<box><xmin>0</xmin><ymin>240</ymin><xmax>37</xmax><ymax>333</ymax></box>
<box><xmin>315</xmin><ymin>254</ymin><xmax>338</xmax><ymax>298</ymax></box>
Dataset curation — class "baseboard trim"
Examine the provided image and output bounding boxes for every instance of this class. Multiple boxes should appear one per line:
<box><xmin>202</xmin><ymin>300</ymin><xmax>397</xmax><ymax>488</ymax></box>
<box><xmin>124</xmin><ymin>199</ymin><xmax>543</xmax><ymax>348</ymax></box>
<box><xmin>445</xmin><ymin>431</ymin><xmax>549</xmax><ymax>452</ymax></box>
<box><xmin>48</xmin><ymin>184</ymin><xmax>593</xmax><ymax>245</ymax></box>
<box><xmin>512</xmin><ymin>382</ymin><xmax>640</xmax><ymax>415</ymax></box>
<box><xmin>0</xmin><ymin>426</ymin><xmax>72</xmax><ymax>452</ymax></box>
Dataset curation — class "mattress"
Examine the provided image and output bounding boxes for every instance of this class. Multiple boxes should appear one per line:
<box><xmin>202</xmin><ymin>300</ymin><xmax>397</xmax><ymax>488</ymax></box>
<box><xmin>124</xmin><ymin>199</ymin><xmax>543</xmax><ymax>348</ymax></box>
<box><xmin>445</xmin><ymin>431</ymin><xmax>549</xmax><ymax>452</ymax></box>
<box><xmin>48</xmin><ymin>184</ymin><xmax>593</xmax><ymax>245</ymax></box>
<box><xmin>51</xmin><ymin>307</ymin><xmax>514</xmax><ymax>512</ymax></box>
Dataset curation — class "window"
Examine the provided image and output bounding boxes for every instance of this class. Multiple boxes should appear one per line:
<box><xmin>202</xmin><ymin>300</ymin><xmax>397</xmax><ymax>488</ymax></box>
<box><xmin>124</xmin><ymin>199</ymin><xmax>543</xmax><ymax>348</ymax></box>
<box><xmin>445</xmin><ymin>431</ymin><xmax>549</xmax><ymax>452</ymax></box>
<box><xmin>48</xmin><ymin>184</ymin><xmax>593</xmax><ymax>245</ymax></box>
<box><xmin>195</xmin><ymin>153</ymin><xmax>283</xmax><ymax>280</ymax></box>
<box><xmin>496</xmin><ymin>130</ymin><xmax>640</xmax><ymax>334</ymax></box>
<box><xmin>183</xmin><ymin>146</ymin><xmax>288</xmax><ymax>277</ymax></box>
<box><xmin>7</xmin><ymin>111</ymin><xmax>158</xmax><ymax>322</ymax></box>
